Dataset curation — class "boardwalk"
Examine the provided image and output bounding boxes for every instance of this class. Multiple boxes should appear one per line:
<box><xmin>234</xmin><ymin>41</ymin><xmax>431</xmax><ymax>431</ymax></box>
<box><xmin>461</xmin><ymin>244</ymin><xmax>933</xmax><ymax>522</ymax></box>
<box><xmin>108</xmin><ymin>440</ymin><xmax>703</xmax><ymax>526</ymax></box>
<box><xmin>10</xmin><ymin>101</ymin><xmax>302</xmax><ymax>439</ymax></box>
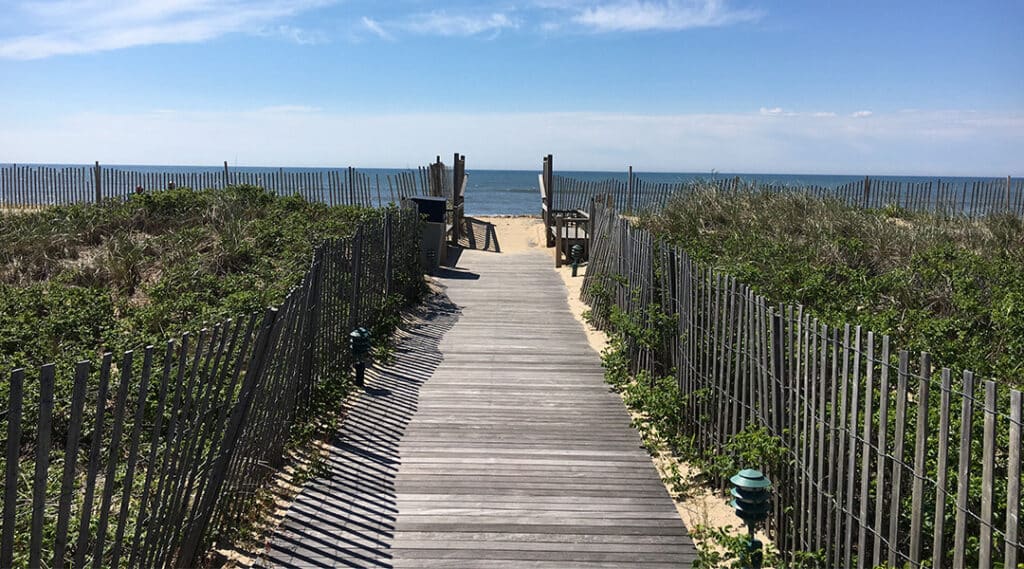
<box><xmin>260</xmin><ymin>244</ymin><xmax>696</xmax><ymax>568</ymax></box>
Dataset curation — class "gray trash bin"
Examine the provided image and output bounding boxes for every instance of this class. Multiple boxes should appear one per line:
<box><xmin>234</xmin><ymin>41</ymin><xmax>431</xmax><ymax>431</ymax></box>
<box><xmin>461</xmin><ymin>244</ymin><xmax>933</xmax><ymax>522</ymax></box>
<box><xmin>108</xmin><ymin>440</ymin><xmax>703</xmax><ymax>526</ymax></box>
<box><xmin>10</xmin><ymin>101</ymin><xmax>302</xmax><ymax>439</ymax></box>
<box><xmin>408</xmin><ymin>196</ymin><xmax>448</xmax><ymax>272</ymax></box>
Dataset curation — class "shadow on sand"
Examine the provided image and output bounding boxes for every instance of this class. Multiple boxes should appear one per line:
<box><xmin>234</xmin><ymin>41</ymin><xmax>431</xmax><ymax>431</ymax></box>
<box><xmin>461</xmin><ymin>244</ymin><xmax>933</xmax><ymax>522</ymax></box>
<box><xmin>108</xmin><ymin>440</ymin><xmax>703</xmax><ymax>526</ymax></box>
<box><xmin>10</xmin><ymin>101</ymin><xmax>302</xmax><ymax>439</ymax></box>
<box><xmin>259</xmin><ymin>293</ymin><xmax>460</xmax><ymax>569</ymax></box>
<box><xmin>458</xmin><ymin>217</ymin><xmax>500</xmax><ymax>253</ymax></box>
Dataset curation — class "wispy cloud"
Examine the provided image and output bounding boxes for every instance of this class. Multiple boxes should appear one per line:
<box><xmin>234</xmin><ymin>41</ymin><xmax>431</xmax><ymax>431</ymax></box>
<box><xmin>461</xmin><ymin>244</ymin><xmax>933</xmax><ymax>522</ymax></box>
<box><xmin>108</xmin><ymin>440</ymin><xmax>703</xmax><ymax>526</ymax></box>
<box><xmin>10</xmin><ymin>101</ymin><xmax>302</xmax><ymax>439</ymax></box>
<box><xmin>852</xmin><ymin>110</ymin><xmax>874</xmax><ymax>118</ymax></box>
<box><xmin>0</xmin><ymin>0</ymin><xmax>333</xmax><ymax>59</ymax></box>
<box><xmin>257</xmin><ymin>24</ymin><xmax>328</xmax><ymax>45</ymax></box>
<box><xmin>403</xmin><ymin>11</ymin><xmax>519</xmax><ymax>37</ymax></box>
<box><xmin>361</xmin><ymin>17</ymin><xmax>393</xmax><ymax>40</ymax></box>
<box><xmin>572</xmin><ymin>0</ymin><xmax>763</xmax><ymax>32</ymax></box>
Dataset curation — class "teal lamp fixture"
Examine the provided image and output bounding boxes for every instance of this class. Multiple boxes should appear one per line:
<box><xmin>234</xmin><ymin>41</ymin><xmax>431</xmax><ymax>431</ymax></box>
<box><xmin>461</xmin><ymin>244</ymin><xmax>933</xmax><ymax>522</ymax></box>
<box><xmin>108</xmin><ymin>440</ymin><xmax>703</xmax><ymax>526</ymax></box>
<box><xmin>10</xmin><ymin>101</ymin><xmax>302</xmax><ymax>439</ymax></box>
<box><xmin>570</xmin><ymin>244</ymin><xmax>584</xmax><ymax>277</ymax></box>
<box><xmin>349</xmin><ymin>327</ymin><xmax>372</xmax><ymax>386</ymax></box>
<box><xmin>730</xmin><ymin>469</ymin><xmax>772</xmax><ymax>569</ymax></box>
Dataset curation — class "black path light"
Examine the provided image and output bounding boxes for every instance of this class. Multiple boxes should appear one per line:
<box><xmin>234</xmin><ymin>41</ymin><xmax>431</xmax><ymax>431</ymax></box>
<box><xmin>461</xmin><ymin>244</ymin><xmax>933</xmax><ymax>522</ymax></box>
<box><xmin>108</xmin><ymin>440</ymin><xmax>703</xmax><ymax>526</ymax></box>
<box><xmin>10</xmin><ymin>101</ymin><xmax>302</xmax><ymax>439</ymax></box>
<box><xmin>570</xmin><ymin>243</ymin><xmax>584</xmax><ymax>277</ymax></box>
<box><xmin>730</xmin><ymin>468</ymin><xmax>772</xmax><ymax>569</ymax></box>
<box><xmin>350</xmin><ymin>327</ymin><xmax>371</xmax><ymax>386</ymax></box>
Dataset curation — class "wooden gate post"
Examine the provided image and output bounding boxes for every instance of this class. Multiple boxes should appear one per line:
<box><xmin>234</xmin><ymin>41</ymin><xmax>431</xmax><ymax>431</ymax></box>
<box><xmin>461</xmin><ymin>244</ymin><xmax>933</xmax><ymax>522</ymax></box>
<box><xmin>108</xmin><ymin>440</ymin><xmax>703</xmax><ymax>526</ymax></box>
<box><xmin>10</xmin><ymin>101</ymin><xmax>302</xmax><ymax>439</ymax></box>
<box><xmin>94</xmin><ymin>161</ymin><xmax>102</xmax><ymax>202</ymax></box>
<box><xmin>543</xmin><ymin>154</ymin><xmax>554</xmax><ymax>247</ymax></box>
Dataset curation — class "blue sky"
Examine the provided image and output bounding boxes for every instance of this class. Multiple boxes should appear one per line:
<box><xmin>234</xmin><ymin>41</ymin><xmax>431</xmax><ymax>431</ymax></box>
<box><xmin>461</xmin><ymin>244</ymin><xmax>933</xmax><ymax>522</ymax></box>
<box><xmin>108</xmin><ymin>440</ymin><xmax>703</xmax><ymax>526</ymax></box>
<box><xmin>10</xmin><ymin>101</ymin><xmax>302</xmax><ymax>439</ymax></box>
<box><xmin>0</xmin><ymin>0</ymin><xmax>1021</xmax><ymax>175</ymax></box>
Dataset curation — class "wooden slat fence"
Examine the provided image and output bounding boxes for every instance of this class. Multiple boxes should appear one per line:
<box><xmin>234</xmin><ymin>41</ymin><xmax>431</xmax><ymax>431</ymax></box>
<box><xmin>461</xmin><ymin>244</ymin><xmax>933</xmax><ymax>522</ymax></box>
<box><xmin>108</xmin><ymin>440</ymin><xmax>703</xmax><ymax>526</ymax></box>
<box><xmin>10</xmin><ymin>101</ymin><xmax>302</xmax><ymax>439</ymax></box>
<box><xmin>0</xmin><ymin>162</ymin><xmax>445</xmax><ymax>210</ymax></box>
<box><xmin>0</xmin><ymin>206</ymin><xmax>423</xmax><ymax>568</ymax></box>
<box><xmin>581</xmin><ymin>202</ymin><xmax>1023</xmax><ymax>568</ymax></box>
<box><xmin>548</xmin><ymin>173</ymin><xmax>1023</xmax><ymax>219</ymax></box>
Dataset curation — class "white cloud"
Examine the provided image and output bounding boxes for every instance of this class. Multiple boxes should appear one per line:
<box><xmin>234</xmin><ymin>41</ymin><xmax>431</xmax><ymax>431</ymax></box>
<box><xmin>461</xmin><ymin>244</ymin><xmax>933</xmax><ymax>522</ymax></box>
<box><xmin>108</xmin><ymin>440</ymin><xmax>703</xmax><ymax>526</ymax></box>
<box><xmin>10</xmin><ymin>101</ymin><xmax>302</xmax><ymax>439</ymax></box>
<box><xmin>0</xmin><ymin>0</ymin><xmax>333</xmax><ymax>59</ymax></box>
<box><xmin>760</xmin><ymin>107</ymin><xmax>783</xmax><ymax>115</ymax></box>
<box><xmin>257</xmin><ymin>24</ymin><xmax>327</xmax><ymax>45</ymax></box>
<box><xmin>573</xmin><ymin>0</ymin><xmax>763</xmax><ymax>32</ymax></box>
<box><xmin>852</xmin><ymin>110</ymin><xmax>874</xmax><ymax>118</ymax></box>
<box><xmin>404</xmin><ymin>11</ymin><xmax>519</xmax><ymax>37</ymax></box>
<box><xmin>361</xmin><ymin>17</ymin><xmax>393</xmax><ymax>40</ymax></box>
<box><xmin>2</xmin><ymin>108</ymin><xmax>1021</xmax><ymax>176</ymax></box>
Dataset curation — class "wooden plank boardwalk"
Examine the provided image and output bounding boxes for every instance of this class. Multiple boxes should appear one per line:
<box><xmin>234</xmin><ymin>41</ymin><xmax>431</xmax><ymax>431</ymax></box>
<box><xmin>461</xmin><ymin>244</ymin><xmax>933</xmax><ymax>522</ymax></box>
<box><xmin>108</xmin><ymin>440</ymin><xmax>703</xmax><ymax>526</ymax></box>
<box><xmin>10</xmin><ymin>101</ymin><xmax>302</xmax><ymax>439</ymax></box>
<box><xmin>260</xmin><ymin>247</ymin><xmax>696</xmax><ymax>568</ymax></box>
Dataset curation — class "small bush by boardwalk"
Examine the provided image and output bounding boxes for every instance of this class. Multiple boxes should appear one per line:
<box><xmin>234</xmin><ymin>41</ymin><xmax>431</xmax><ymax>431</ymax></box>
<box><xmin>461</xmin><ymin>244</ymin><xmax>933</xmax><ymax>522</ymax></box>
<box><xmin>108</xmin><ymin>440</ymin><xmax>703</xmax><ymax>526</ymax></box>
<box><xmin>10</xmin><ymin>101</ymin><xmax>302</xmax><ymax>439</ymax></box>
<box><xmin>262</xmin><ymin>247</ymin><xmax>696</xmax><ymax>568</ymax></box>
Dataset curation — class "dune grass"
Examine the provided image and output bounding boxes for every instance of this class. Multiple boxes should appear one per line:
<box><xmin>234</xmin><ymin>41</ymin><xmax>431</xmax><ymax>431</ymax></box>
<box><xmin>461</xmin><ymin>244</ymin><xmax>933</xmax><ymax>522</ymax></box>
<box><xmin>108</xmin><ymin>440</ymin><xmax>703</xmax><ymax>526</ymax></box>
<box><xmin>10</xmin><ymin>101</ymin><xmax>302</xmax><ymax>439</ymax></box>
<box><xmin>644</xmin><ymin>185</ymin><xmax>1024</xmax><ymax>387</ymax></box>
<box><xmin>0</xmin><ymin>185</ymin><xmax>379</xmax><ymax>376</ymax></box>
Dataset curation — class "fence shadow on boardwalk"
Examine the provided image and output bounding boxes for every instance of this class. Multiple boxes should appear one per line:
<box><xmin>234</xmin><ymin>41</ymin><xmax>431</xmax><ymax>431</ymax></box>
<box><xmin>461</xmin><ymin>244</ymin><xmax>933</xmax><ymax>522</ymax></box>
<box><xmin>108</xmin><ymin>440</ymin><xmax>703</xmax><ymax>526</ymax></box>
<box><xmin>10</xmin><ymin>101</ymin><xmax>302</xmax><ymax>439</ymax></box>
<box><xmin>260</xmin><ymin>292</ymin><xmax>461</xmax><ymax>569</ymax></box>
<box><xmin>459</xmin><ymin>217</ymin><xmax>501</xmax><ymax>253</ymax></box>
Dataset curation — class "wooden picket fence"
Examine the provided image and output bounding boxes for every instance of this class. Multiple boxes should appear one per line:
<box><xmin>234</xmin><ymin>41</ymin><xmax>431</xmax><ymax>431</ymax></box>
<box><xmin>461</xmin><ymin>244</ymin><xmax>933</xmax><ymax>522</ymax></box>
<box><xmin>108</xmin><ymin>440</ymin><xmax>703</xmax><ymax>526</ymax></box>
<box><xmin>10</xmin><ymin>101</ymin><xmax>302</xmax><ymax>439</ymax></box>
<box><xmin>0</xmin><ymin>207</ymin><xmax>423</xmax><ymax>568</ymax></box>
<box><xmin>0</xmin><ymin>161</ymin><xmax>451</xmax><ymax>209</ymax></box>
<box><xmin>549</xmin><ymin>172</ymin><xmax>1023</xmax><ymax>218</ymax></box>
<box><xmin>581</xmin><ymin>203</ymin><xmax>1023</xmax><ymax>568</ymax></box>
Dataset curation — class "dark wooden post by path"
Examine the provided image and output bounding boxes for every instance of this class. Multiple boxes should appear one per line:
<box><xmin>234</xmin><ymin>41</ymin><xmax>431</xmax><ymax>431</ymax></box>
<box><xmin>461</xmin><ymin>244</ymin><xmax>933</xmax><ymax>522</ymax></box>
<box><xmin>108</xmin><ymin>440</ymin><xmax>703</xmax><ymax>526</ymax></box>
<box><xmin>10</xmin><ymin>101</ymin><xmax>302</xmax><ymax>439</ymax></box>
<box><xmin>863</xmin><ymin>175</ymin><xmax>871</xmax><ymax>208</ymax></box>
<box><xmin>428</xmin><ymin>155</ymin><xmax>443</xmax><ymax>198</ymax></box>
<box><xmin>452</xmin><ymin>153</ymin><xmax>466</xmax><ymax>244</ymax></box>
<box><xmin>223</xmin><ymin>161</ymin><xmax>230</xmax><ymax>188</ymax></box>
<box><xmin>94</xmin><ymin>161</ymin><xmax>102</xmax><ymax>203</ymax></box>
<box><xmin>542</xmin><ymin>154</ymin><xmax>554</xmax><ymax>247</ymax></box>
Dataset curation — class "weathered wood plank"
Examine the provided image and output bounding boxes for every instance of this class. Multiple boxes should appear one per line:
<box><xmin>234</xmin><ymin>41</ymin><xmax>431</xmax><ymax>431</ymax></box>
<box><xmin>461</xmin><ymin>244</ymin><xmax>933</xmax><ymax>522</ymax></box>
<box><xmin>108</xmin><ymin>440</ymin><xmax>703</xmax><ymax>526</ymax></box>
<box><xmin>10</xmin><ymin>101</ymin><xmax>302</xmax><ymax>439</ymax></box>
<box><xmin>261</xmin><ymin>248</ymin><xmax>695</xmax><ymax>567</ymax></box>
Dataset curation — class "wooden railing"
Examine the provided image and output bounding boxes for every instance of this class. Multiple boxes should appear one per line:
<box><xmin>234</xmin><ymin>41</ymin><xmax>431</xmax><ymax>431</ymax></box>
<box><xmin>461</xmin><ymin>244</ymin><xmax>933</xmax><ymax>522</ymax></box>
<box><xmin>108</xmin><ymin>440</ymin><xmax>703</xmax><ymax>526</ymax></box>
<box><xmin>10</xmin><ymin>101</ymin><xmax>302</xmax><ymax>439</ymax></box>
<box><xmin>0</xmin><ymin>207</ymin><xmax>423</xmax><ymax>568</ymax></box>
<box><xmin>581</xmin><ymin>203</ymin><xmax>1023</xmax><ymax>568</ymax></box>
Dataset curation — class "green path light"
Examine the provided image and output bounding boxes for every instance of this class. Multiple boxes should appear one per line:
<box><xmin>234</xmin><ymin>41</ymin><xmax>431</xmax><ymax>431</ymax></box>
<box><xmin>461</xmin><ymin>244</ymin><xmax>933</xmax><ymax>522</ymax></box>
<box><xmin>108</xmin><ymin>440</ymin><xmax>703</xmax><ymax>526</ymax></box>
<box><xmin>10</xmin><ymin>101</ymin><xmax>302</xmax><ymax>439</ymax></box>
<box><xmin>730</xmin><ymin>469</ymin><xmax>772</xmax><ymax>569</ymax></box>
<box><xmin>570</xmin><ymin>244</ymin><xmax>584</xmax><ymax>277</ymax></box>
<box><xmin>350</xmin><ymin>327</ymin><xmax>371</xmax><ymax>386</ymax></box>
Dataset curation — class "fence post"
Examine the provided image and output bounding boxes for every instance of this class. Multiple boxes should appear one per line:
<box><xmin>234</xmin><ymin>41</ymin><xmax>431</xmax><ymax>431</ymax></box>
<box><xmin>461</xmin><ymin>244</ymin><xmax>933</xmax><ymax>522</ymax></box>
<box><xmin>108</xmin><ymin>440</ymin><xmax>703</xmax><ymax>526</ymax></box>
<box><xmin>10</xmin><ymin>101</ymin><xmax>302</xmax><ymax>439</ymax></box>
<box><xmin>770</xmin><ymin>312</ymin><xmax>785</xmax><ymax>437</ymax></box>
<box><xmin>94</xmin><ymin>161</ymin><xmax>102</xmax><ymax>202</ymax></box>
<box><xmin>176</xmin><ymin>308</ymin><xmax>279</xmax><ymax>568</ymax></box>
<box><xmin>543</xmin><ymin>154</ymin><xmax>554</xmax><ymax>247</ymax></box>
<box><xmin>555</xmin><ymin>216</ymin><xmax>564</xmax><ymax>268</ymax></box>
<box><xmin>1007</xmin><ymin>175</ymin><xmax>1012</xmax><ymax>212</ymax></box>
<box><xmin>1</xmin><ymin>370</ymin><xmax>25</xmax><ymax>568</ymax></box>
<box><xmin>627</xmin><ymin>165</ymin><xmax>634</xmax><ymax>215</ymax></box>
<box><xmin>223</xmin><ymin>161</ymin><xmax>229</xmax><ymax>188</ymax></box>
<box><xmin>452</xmin><ymin>153</ymin><xmax>465</xmax><ymax>243</ymax></box>
<box><xmin>384</xmin><ymin>212</ymin><xmax>393</xmax><ymax>297</ymax></box>
<box><xmin>300</xmin><ymin>252</ymin><xmax>323</xmax><ymax>399</ymax></box>
<box><xmin>349</xmin><ymin>228</ymin><xmax>364</xmax><ymax>331</ymax></box>
<box><xmin>863</xmin><ymin>175</ymin><xmax>871</xmax><ymax>207</ymax></box>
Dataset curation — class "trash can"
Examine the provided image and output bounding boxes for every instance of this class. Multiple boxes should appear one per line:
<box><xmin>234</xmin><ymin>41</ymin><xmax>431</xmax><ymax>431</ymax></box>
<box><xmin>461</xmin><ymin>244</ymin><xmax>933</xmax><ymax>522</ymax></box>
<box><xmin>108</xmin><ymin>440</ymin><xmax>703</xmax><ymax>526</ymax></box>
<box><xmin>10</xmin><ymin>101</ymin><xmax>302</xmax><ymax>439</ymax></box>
<box><xmin>408</xmin><ymin>196</ymin><xmax>448</xmax><ymax>272</ymax></box>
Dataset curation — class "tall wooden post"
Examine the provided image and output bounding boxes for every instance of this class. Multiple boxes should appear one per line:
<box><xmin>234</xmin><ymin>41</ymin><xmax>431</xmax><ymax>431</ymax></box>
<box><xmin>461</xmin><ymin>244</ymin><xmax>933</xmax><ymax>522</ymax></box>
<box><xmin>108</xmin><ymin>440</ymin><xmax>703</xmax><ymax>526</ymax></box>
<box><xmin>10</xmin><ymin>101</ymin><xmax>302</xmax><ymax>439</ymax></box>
<box><xmin>863</xmin><ymin>175</ymin><xmax>871</xmax><ymax>207</ymax></box>
<box><xmin>543</xmin><ymin>154</ymin><xmax>554</xmax><ymax>247</ymax></box>
<box><xmin>452</xmin><ymin>153</ymin><xmax>465</xmax><ymax>243</ymax></box>
<box><xmin>93</xmin><ymin>161</ymin><xmax>102</xmax><ymax>203</ymax></box>
<box><xmin>223</xmin><ymin>161</ymin><xmax>229</xmax><ymax>188</ymax></box>
<box><xmin>627</xmin><ymin>165</ymin><xmax>634</xmax><ymax>215</ymax></box>
<box><xmin>1007</xmin><ymin>175</ymin><xmax>1012</xmax><ymax>212</ymax></box>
